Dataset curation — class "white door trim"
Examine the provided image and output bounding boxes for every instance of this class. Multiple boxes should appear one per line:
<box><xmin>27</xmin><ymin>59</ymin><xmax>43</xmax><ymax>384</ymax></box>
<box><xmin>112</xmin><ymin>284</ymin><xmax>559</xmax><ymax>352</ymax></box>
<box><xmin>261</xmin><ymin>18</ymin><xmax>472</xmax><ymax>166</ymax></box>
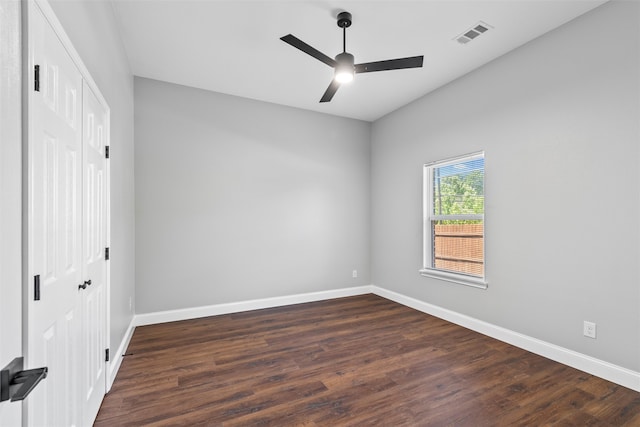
<box><xmin>31</xmin><ymin>0</ymin><xmax>109</xmax><ymax>109</ymax></box>
<box><xmin>0</xmin><ymin>1</ymin><xmax>23</xmax><ymax>425</ymax></box>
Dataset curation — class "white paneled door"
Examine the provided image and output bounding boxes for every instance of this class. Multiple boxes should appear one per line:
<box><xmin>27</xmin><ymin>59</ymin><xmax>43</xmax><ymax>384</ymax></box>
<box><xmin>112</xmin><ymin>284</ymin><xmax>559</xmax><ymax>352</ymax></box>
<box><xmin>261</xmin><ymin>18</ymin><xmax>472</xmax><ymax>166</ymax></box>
<box><xmin>27</xmin><ymin>4</ymin><xmax>108</xmax><ymax>426</ymax></box>
<box><xmin>81</xmin><ymin>81</ymin><xmax>108</xmax><ymax>426</ymax></box>
<box><xmin>28</xmin><ymin>5</ymin><xmax>83</xmax><ymax>425</ymax></box>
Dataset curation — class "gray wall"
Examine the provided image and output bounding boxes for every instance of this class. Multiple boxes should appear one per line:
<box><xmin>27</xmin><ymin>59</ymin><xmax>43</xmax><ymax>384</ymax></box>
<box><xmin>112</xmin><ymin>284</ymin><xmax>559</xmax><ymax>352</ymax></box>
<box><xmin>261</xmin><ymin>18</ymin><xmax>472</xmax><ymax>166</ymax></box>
<box><xmin>372</xmin><ymin>0</ymin><xmax>639</xmax><ymax>371</ymax></box>
<box><xmin>135</xmin><ymin>78</ymin><xmax>371</xmax><ymax>313</ymax></box>
<box><xmin>50</xmin><ymin>1</ymin><xmax>136</xmax><ymax>352</ymax></box>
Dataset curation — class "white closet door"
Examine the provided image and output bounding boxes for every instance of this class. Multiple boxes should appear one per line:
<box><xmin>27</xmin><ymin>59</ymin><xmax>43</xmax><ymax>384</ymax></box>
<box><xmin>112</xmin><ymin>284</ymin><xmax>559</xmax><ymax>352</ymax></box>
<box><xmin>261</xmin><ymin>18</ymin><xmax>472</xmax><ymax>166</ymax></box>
<box><xmin>80</xmin><ymin>81</ymin><xmax>108</xmax><ymax>426</ymax></box>
<box><xmin>27</xmin><ymin>5</ymin><xmax>82</xmax><ymax>426</ymax></box>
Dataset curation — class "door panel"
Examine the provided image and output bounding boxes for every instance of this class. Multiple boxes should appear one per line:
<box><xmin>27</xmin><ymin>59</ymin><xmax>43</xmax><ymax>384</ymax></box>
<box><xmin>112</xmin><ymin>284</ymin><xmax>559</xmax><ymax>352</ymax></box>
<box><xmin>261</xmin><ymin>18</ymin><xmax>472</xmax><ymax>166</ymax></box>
<box><xmin>28</xmin><ymin>5</ymin><xmax>82</xmax><ymax>426</ymax></box>
<box><xmin>81</xmin><ymin>81</ymin><xmax>108</xmax><ymax>426</ymax></box>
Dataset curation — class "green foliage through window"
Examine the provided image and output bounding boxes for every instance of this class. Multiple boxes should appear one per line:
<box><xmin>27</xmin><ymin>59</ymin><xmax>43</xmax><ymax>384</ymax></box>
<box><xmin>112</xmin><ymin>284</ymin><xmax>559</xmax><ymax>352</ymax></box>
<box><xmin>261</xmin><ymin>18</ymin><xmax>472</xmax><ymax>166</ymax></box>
<box><xmin>433</xmin><ymin>157</ymin><xmax>484</xmax><ymax>222</ymax></box>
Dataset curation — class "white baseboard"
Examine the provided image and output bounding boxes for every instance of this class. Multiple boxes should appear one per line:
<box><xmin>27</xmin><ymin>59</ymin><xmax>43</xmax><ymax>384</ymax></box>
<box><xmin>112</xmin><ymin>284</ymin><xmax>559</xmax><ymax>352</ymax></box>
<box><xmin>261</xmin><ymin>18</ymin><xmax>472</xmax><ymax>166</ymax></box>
<box><xmin>107</xmin><ymin>317</ymin><xmax>136</xmax><ymax>392</ymax></box>
<box><xmin>371</xmin><ymin>286</ymin><xmax>640</xmax><ymax>392</ymax></box>
<box><xmin>133</xmin><ymin>285</ymin><xmax>374</xmax><ymax>327</ymax></box>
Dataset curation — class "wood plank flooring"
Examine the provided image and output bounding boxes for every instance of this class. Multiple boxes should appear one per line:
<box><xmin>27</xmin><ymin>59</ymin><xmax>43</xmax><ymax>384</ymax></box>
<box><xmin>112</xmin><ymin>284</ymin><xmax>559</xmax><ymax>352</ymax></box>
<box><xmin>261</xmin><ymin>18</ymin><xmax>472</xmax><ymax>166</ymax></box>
<box><xmin>95</xmin><ymin>294</ymin><xmax>640</xmax><ymax>426</ymax></box>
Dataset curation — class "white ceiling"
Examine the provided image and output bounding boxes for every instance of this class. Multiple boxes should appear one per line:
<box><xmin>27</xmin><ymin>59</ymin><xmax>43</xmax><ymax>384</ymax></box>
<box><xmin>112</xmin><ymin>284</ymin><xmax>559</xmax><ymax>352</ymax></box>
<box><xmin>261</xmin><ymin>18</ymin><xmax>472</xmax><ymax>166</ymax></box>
<box><xmin>111</xmin><ymin>0</ymin><xmax>608</xmax><ymax>122</ymax></box>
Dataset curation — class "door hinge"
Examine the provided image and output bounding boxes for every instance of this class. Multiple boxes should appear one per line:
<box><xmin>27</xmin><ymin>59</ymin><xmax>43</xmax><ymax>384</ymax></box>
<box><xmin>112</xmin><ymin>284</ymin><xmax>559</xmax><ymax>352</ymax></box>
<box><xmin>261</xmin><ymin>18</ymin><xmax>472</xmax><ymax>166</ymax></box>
<box><xmin>105</xmin><ymin>146</ymin><xmax>109</xmax><ymax>159</ymax></box>
<box><xmin>105</xmin><ymin>247</ymin><xmax>110</xmax><ymax>261</ymax></box>
<box><xmin>34</xmin><ymin>65</ymin><xmax>40</xmax><ymax>92</ymax></box>
<box><xmin>105</xmin><ymin>349</ymin><xmax>110</xmax><ymax>362</ymax></box>
<box><xmin>34</xmin><ymin>275</ymin><xmax>40</xmax><ymax>301</ymax></box>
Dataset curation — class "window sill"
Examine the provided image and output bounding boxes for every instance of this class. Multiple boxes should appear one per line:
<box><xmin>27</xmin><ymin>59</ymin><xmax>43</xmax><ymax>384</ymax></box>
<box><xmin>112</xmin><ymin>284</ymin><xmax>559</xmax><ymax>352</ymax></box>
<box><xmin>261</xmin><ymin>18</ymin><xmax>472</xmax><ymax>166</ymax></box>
<box><xmin>419</xmin><ymin>268</ymin><xmax>488</xmax><ymax>289</ymax></box>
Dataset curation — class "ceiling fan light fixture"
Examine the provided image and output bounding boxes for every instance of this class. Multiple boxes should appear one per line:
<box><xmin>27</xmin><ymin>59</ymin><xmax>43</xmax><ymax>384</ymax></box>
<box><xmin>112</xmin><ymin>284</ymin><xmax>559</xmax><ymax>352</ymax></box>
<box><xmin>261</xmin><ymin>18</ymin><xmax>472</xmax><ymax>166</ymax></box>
<box><xmin>335</xmin><ymin>69</ymin><xmax>354</xmax><ymax>83</ymax></box>
<box><xmin>334</xmin><ymin>52</ymin><xmax>355</xmax><ymax>83</ymax></box>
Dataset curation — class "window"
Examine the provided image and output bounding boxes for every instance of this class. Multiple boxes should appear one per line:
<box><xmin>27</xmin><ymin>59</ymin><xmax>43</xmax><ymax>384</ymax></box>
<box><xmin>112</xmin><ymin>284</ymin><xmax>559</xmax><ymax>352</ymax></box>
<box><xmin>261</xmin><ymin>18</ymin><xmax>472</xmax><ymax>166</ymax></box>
<box><xmin>421</xmin><ymin>152</ymin><xmax>487</xmax><ymax>288</ymax></box>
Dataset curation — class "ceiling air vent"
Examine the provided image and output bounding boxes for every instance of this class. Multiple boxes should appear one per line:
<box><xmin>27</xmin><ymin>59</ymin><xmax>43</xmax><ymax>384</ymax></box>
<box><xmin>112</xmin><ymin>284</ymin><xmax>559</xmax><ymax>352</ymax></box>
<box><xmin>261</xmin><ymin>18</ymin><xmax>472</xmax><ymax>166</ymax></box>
<box><xmin>455</xmin><ymin>21</ymin><xmax>492</xmax><ymax>45</ymax></box>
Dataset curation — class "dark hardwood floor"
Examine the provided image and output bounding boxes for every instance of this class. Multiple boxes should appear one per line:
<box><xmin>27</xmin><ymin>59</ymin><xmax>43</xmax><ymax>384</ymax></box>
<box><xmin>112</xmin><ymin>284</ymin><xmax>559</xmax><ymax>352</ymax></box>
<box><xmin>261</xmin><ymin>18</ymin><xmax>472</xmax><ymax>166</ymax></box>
<box><xmin>95</xmin><ymin>294</ymin><xmax>640</xmax><ymax>426</ymax></box>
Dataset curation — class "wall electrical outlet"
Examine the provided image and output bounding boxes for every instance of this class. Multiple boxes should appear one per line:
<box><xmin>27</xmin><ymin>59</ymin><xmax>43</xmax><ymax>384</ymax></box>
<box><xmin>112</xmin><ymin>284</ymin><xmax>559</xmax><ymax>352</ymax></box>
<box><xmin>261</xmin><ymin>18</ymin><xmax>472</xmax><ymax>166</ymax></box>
<box><xmin>583</xmin><ymin>321</ymin><xmax>596</xmax><ymax>339</ymax></box>
<box><xmin>352</xmin><ymin>270</ymin><xmax>358</xmax><ymax>278</ymax></box>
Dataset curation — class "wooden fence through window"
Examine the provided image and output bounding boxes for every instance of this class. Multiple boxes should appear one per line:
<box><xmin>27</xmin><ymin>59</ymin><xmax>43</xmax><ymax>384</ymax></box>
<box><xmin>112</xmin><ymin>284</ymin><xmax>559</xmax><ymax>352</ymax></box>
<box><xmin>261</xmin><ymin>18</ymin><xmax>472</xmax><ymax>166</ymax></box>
<box><xmin>434</xmin><ymin>223</ymin><xmax>484</xmax><ymax>276</ymax></box>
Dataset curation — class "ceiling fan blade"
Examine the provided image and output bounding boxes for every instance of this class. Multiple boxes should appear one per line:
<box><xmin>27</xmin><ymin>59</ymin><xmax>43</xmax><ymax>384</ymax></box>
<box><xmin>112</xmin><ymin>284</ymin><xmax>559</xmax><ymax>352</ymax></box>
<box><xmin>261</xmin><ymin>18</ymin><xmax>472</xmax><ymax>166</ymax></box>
<box><xmin>281</xmin><ymin>34</ymin><xmax>337</xmax><ymax>68</ymax></box>
<box><xmin>355</xmin><ymin>55</ymin><xmax>424</xmax><ymax>73</ymax></box>
<box><xmin>320</xmin><ymin>79</ymin><xmax>341</xmax><ymax>103</ymax></box>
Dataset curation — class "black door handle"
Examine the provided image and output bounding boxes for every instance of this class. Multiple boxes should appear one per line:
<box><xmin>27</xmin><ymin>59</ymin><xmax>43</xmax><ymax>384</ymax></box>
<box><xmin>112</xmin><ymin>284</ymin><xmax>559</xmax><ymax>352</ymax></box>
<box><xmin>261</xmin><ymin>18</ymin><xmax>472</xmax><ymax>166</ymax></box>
<box><xmin>85</xmin><ymin>280</ymin><xmax>92</xmax><ymax>287</ymax></box>
<box><xmin>0</xmin><ymin>357</ymin><xmax>48</xmax><ymax>402</ymax></box>
<box><xmin>78</xmin><ymin>282</ymin><xmax>87</xmax><ymax>290</ymax></box>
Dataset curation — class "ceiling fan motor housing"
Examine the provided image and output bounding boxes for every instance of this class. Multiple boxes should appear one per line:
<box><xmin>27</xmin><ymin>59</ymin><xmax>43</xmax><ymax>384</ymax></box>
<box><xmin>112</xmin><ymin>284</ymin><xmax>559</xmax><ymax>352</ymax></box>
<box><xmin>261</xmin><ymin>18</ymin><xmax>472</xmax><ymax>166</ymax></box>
<box><xmin>335</xmin><ymin>52</ymin><xmax>354</xmax><ymax>67</ymax></box>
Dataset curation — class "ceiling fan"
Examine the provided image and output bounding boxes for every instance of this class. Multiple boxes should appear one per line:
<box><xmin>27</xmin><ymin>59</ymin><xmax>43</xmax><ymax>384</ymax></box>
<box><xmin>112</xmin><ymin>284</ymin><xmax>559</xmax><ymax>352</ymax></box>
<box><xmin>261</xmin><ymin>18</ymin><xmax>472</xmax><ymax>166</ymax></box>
<box><xmin>281</xmin><ymin>11</ymin><xmax>424</xmax><ymax>103</ymax></box>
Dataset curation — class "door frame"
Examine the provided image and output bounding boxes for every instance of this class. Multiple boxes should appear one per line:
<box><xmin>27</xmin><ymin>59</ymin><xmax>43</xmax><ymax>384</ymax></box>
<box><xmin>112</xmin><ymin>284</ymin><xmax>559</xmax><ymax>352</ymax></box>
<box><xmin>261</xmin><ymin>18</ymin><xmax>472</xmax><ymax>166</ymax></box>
<box><xmin>23</xmin><ymin>0</ymin><xmax>111</xmax><ymax>420</ymax></box>
<box><xmin>0</xmin><ymin>0</ymin><xmax>23</xmax><ymax>425</ymax></box>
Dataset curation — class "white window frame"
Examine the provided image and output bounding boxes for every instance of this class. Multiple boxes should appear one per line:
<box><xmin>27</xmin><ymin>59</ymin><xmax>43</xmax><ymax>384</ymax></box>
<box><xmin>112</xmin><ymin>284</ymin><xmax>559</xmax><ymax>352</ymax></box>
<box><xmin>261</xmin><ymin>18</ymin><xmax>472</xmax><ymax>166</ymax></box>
<box><xmin>420</xmin><ymin>151</ymin><xmax>488</xmax><ymax>289</ymax></box>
